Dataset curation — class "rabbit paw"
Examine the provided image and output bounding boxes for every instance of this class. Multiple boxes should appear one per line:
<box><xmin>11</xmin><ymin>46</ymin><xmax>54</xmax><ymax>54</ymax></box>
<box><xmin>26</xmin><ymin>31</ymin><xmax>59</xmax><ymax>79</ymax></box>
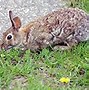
<box><xmin>53</xmin><ymin>45</ymin><xmax>71</xmax><ymax>50</ymax></box>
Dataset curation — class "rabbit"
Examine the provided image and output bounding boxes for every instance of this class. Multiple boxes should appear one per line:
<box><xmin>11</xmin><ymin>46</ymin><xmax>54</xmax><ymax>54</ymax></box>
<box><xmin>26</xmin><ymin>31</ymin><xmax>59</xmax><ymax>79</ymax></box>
<box><xmin>1</xmin><ymin>8</ymin><xmax>89</xmax><ymax>51</ymax></box>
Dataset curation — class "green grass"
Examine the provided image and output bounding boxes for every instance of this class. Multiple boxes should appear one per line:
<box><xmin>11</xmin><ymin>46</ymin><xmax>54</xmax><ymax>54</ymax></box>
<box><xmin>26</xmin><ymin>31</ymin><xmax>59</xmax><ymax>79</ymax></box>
<box><xmin>68</xmin><ymin>0</ymin><xmax>89</xmax><ymax>13</ymax></box>
<box><xmin>0</xmin><ymin>41</ymin><xmax>89</xmax><ymax>90</ymax></box>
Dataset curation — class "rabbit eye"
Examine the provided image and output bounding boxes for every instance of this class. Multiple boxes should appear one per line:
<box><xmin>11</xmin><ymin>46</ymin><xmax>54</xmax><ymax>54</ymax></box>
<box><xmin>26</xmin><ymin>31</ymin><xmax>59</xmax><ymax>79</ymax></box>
<box><xmin>7</xmin><ymin>35</ymin><xmax>12</xmax><ymax>40</ymax></box>
<box><xmin>6</xmin><ymin>33</ymin><xmax>13</xmax><ymax>40</ymax></box>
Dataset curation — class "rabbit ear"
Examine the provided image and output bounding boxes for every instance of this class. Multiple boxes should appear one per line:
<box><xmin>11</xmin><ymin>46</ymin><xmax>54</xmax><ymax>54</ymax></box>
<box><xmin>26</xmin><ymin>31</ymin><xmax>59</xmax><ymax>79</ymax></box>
<box><xmin>13</xmin><ymin>16</ymin><xmax>21</xmax><ymax>29</ymax></box>
<box><xmin>9</xmin><ymin>11</ymin><xmax>21</xmax><ymax>30</ymax></box>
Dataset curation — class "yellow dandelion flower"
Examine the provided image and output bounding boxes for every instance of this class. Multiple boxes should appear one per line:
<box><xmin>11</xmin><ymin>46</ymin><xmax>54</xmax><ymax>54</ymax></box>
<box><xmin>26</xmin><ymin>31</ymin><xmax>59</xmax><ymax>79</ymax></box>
<box><xmin>59</xmin><ymin>77</ymin><xmax>70</xmax><ymax>83</ymax></box>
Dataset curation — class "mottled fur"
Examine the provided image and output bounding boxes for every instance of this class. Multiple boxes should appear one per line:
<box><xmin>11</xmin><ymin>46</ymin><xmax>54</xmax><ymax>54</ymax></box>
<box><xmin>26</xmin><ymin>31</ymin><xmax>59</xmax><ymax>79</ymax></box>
<box><xmin>1</xmin><ymin>8</ymin><xmax>89</xmax><ymax>51</ymax></box>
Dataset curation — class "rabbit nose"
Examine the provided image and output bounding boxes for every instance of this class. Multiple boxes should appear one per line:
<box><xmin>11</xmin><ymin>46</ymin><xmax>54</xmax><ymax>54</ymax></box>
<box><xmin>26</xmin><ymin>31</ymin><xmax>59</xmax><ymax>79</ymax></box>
<box><xmin>7</xmin><ymin>43</ymin><xmax>14</xmax><ymax>48</ymax></box>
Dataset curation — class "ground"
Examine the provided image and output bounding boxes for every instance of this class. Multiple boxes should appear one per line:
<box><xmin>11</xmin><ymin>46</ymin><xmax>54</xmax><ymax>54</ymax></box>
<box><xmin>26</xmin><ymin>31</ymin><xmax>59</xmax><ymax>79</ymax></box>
<box><xmin>0</xmin><ymin>42</ymin><xmax>89</xmax><ymax>90</ymax></box>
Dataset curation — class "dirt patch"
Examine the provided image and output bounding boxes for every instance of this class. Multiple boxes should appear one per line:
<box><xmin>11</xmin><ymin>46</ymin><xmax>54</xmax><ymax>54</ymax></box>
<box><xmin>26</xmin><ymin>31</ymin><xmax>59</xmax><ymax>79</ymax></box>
<box><xmin>9</xmin><ymin>76</ymin><xmax>28</xmax><ymax>90</ymax></box>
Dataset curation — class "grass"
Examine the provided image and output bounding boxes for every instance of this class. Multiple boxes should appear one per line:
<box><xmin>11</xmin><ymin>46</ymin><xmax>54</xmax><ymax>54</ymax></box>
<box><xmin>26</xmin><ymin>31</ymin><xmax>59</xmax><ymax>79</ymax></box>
<box><xmin>67</xmin><ymin>0</ymin><xmax>89</xmax><ymax>12</ymax></box>
<box><xmin>0</xmin><ymin>41</ymin><xmax>89</xmax><ymax>90</ymax></box>
<box><xmin>0</xmin><ymin>0</ymin><xmax>89</xmax><ymax>90</ymax></box>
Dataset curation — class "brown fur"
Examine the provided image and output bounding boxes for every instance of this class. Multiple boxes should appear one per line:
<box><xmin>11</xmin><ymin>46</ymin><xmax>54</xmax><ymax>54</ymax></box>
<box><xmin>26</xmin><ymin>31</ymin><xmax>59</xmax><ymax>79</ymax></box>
<box><xmin>1</xmin><ymin>8</ymin><xmax>89</xmax><ymax>51</ymax></box>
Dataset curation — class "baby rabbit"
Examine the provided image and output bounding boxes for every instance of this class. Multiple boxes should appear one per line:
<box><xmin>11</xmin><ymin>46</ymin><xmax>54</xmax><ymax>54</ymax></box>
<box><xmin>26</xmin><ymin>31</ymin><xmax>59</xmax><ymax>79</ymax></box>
<box><xmin>1</xmin><ymin>8</ymin><xmax>89</xmax><ymax>51</ymax></box>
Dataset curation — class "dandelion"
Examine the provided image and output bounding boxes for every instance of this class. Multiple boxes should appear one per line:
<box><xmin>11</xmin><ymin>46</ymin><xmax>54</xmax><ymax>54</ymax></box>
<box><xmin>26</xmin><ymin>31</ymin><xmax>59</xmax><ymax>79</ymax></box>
<box><xmin>59</xmin><ymin>77</ymin><xmax>70</xmax><ymax>83</ymax></box>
